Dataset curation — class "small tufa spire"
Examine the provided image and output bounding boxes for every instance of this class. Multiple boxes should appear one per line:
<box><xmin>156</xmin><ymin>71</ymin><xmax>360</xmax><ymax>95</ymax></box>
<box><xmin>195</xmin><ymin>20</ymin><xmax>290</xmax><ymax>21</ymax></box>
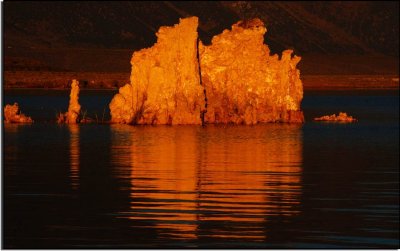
<box><xmin>58</xmin><ymin>79</ymin><xmax>81</xmax><ymax>124</ymax></box>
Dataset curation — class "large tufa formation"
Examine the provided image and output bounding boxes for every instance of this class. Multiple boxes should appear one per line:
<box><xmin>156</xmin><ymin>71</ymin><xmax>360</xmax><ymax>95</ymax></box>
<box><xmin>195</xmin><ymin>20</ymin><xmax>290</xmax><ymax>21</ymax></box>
<box><xmin>109</xmin><ymin>17</ymin><xmax>205</xmax><ymax>125</ymax></box>
<box><xmin>199</xmin><ymin>19</ymin><xmax>304</xmax><ymax>124</ymax></box>
<box><xmin>4</xmin><ymin>103</ymin><xmax>33</xmax><ymax>123</ymax></box>
<box><xmin>58</xmin><ymin>79</ymin><xmax>81</xmax><ymax>124</ymax></box>
<box><xmin>110</xmin><ymin>17</ymin><xmax>304</xmax><ymax>125</ymax></box>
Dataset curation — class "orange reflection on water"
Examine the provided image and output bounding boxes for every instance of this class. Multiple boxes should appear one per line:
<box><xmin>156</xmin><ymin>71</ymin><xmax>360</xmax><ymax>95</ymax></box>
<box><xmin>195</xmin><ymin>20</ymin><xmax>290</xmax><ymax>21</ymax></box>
<box><xmin>120</xmin><ymin>126</ymin><xmax>198</xmax><ymax>239</ymax></box>
<box><xmin>111</xmin><ymin>124</ymin><xmax>302</xmax><ymax>241</ymax></box>
<box><xmin>68</xmin><ymin>124</ymin><xmax>80</xmax><ymax>190</ymax></box>
<box><xmin>196</xmin><ymin>125</ymin><xmax>302</xmax><ymax>241</ymax></box>
<box><xmin>4</xmin><ymin>124</ymin><xmax>23</xmax><ymax>176</ymax></box>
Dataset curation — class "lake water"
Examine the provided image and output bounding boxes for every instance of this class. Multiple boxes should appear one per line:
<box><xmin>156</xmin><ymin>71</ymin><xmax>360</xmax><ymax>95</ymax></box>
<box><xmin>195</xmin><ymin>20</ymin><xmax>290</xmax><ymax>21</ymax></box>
<box><xmin>3</xmin><ymin>89</ymin><xmax>399</xmax><ymax>248</ymax></box>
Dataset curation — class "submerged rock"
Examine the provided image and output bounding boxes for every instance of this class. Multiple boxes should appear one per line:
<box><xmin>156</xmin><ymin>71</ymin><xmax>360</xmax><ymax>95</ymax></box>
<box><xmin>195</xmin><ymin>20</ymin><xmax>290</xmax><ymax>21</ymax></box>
<box><xmin>4</xmin><ymin>103</ymin><xmax>33</xmax><ymax>123</ymax></box>
<box><xmin>58</xmin><ymin>79</ymin><xmax>81</xmax><ymax>124</ymax></box>
<box><xmin>199</xmin><ymin>19</ymin><xmax>304</xmax><ymax>124</ymax></box>
<box><xmin>314</xmin><ymin>112</ymin><xmax>357</xmax><ymax>122</ymax></box>
<box><xmin>109</xmin><ymin>17</ymin><xmax>205</xmax><ymax>124</ymax></box>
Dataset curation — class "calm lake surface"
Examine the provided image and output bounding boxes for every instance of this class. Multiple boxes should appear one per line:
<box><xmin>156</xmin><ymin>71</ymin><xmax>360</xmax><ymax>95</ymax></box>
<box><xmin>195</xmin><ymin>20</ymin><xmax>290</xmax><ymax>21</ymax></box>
<box><xmin>3</xmin><ymin>89</ymin><xmax>399</xmax><ymax>248</ymax></box>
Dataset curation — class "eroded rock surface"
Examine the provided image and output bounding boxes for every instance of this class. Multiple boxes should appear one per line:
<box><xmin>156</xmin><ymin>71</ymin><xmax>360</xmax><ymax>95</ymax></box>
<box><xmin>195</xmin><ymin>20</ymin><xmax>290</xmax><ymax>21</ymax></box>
<box><xmin>199</xmin><ymin>19</ymin><xmax>304</xmax><ymax>124</ymax></box>
<box><xmin>109</xmin><ymin>17</ymin><xmax>205</xmax><ymax>124</ymax></box>
<box><xmin>110</xmin><ymin>17</ymin><xmax>304</xmax><ymax>125</ymax></box>
<box><xmin>58</xmin><ymin>79</ymin><xmax>81</xmax><ymax>124</ymax></box>
<box><xmin>4</xmin><ymin>103</ymin><xmax>33</xmax><ymax>123</ymax></box>
<box><xmin>314</xmin><ymin>112</ymin><xmax>357</xmax><ymax>122</ymax></box>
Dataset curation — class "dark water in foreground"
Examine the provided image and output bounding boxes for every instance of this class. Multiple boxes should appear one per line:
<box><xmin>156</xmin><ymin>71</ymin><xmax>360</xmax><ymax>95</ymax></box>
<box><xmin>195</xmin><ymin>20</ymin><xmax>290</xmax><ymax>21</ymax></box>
<box><xmin>3</xmin><ymin>90</ymin><xmax>399</xmax><ymax>248</ymax></box>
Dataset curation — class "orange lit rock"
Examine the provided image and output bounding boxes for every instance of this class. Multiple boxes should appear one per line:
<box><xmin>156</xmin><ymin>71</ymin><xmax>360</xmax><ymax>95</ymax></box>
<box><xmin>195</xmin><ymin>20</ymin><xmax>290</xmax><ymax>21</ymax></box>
<box><xmin>199</xmin><ymin>19</ymin><xmax>304</xmax><ymax>124</ymax></box>
<box><xmin>314</xmin><ymin>112</ymin><xmax>357</xmax><ymax>122</ymax></box>
<box><xmin>58</xmin><ymin>79</ymin><xmax>81</xmax><ymax>124</ymax></box>
<box><xmin>4</xmin><ymin>103</ymin><xmax>33</xmax><ymax>123</ymax></box>
<box><xmin>110</xmin><ymin>17</ymin><xmax>304</xmax><ymax>125</ymax></box>
<box><xmin>109</xmin><ymin>17</ymin><xmax>205</xmax><ymax>124</ymax></box>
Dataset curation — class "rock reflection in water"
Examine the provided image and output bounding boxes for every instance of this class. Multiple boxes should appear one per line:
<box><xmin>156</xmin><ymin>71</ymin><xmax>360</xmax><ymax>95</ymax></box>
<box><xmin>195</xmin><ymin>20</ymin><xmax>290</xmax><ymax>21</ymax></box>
<box><xmin>110</xmin><ymin>125</ymin><xmax>302</xmax><ymax>242</ymax></box>
<box><xmin>68</xmin><ymin>124</ymin><xmax>80</xmax><ymax>190</ymax></box>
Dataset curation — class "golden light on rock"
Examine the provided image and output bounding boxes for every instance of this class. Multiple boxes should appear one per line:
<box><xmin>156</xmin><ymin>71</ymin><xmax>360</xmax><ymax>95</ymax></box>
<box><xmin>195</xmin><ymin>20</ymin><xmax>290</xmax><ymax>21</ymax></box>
<box><xmin>110</xmin><ymin>16</ymin><xmax>304</xmax><ymax>125</ymax></box>
<box><xmin>200</xmin><ymin>19</ymin><xmax>304</xmax><ymax>124</ymax></box>
<box><xmin>109</xmin><ymin>17</ymin><xmax>205</xmax><ymax>124</ymax></box>
<box><xmin>58</xmin><ymin>79</ymin><xmax>81</xmax><ymax>124</ymax></box>
<box><xmin>3</xmin><ymin>103</ymin><xmax>33</xmax><ymax>123</ymax></box>
<box><xmin>314</xmin><ymin>112</ymin><xmax>357</xmax><ymax>122</ymax></box>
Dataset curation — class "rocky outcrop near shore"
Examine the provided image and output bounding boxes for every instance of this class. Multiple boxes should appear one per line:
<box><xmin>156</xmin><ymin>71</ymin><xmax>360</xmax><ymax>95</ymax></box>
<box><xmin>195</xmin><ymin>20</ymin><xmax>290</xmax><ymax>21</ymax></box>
<box><xmin>314</xmin><ymin>112</ymin><xmax>357</xmax><ymax>122</ymax></box>
<box><xmin>57</xmin><ymin>79</ymin><xmax>81</xmax><ymax>124</ymax></box>
<box><xmin>199</xmin><ymin>19</ymin><xmax>303</xmax><ymax>124</ymax></box>
<box><xmin>110</xmin><ymin>17</ymin><xmax>304</xmax><ymax>125</ymax></box>
<box><xmin>4</xmin><ymin>103</ymin><xmax>33</xmax><ymax>123</ymax></box>
<box><xmin>109</xmin><ymin>17</ymin><xmax>205</xmax><ymax>124</ymax></box>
